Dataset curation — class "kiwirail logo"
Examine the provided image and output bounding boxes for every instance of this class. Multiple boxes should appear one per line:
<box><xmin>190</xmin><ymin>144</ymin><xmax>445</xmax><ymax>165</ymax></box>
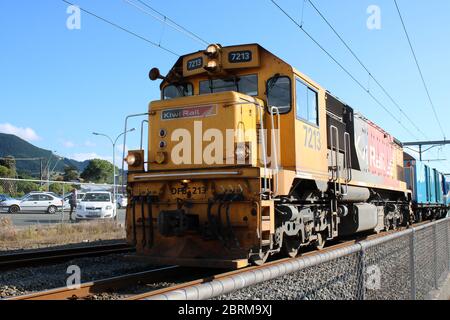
<box><xmin>167</xmin><ymin>121</ymin><xmax>281</xmax><ymax>167</ymax></box>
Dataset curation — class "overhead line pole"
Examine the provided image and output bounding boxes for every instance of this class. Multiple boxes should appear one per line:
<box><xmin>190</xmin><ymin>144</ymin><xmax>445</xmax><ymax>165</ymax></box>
<box><xmin>403</xmin><ymin>140</ymin><xmax>450</xmax><ymax>161</ymax></box>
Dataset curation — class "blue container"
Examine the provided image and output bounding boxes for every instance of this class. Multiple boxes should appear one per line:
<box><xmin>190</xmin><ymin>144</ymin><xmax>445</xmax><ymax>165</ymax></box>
<box><xmin>404</xmin><ymin>160</ymin><xmax>428</xmax><ymax>204</ymax></box>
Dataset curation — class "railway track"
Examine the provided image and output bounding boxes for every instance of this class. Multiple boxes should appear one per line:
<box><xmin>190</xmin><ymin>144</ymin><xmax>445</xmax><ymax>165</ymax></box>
<box><xmin>0</xmin><ymin>242</ymin><xmax>135</xmax><ymax>270</ymax></box>
<box><xmin>6</xmin><ymin>266</ymin><xmax>216</xmax><ymax>300</ymax></box>
<box><xmin>127</xmin><ymin>222</ymin><xmax>431</xmax><ymax>300</ymax></box>
<box><xmin>9</xmin><ymin>222</ymin><xmax>428</xmax><ymax>301</ymax></box>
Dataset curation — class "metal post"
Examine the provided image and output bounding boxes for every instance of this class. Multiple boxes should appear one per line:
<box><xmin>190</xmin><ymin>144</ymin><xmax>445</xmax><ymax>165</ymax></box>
<box><xmin>410</xmin><ymin>229</ymin><xmax>416</xmax><ymax>300</ymax></box>
<box><xmin>357</xmin><ymin>245</ymin><xmax>366</xmax><ymax>300</ymax></box>
<box><xmin>447</xmin><ymin>220</ymin><xmax>450</xmax><ymax>272</ymax></box>
<box><xmin>112</xmin><ymin>142</ymin><xmax>116</xmax><ymax>221</ymax></box>
<box><xmin>433</xmin><ymin>224</ymin><xmax>439</xmax><ymax>289</ymax></box>
<box><xmin>62</xmin><ymin>183</ymin><xmax>65</xmax><ymax>224</ymax></box>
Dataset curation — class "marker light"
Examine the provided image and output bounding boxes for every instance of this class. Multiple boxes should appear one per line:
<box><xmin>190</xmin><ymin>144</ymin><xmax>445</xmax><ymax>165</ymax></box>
<box><xmin>205</xmin><ymin>44</ymin><xmax>220</xmax><ymax>58</ymax></box>
<box><xmin>159</xmin><ymin>141</ymin><xmax>167</xmax><ymax>149</ymax></box>
<box><xmin>159</xmin><ymin>129</ymin><xmax>167</xmax><ymax>138</ymax></box>
<box><xmin>155</xmin><ymin>152</ymin><xmax>167</xmax><ymax>164</ymax></box>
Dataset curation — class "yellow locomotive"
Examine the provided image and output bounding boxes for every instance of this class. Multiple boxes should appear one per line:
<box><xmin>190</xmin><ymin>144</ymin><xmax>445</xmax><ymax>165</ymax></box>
<box><xmin>124</xmin><ymin>44</ymin><xmax>409</xmax><ymax>268</ymax></box>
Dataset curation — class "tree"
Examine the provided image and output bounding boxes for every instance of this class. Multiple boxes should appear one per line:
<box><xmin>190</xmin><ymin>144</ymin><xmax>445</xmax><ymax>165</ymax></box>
<box><xmin>80</xmin><ymin>159</ymin><xmax>116</xmax><ymax>184</ymax></box>
<box><xmin>63</xmin><ymin>165</ymin><xmax>79</xmax><ymax>182</ymax></box>
<box><xmin>0</xmin><ymin>156</ymin><xmax>16</xmax><ymax>179</ymax></box>
<box><xmin>0</xmin><ymin>165</ymin><xmax>10</xmax><ymax>178</ymax></box>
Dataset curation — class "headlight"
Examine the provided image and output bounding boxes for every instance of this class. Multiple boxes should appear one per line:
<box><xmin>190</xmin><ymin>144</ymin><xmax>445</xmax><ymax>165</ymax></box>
<box><xmin>106</xmin><ymin>205</ymin><xmax>113</xmax><ymax>210</ymax></box>
<box><xmin>77</xmin><ymin>205</ymin><xmax>82</xmax><ymax>210</ymax></box>
<box><xmin>205</xmin><ymin>60</ymin><xmax>218</xmax><ymax>72</ymax></box>
<box><xmin>125</xmin><ymin>154</ymin><xmax>137</xmax><ymax>166</ymax></box>
<box><xmin>205</xmin><ymin>44</ymin><xmax>220</xmax><ymax>58</ymax></box>
<box><xmin>125</xmin><ymin>152</ymin><xmax>142</xmax><ymax>167</ymax></box>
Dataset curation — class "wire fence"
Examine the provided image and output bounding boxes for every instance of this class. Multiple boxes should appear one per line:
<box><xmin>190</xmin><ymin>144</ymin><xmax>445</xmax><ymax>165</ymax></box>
<box><xmin>149</xmin><ymin>218</ymin><xmax>450</xmax><ymax>300</ymax></box>
<box><xmin>0</xmin><ymin>177</ymin><xmax>125</xmax><ymax>199</ymax></box>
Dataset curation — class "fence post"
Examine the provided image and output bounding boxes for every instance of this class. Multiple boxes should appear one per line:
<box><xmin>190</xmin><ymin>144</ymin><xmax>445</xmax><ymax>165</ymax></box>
<box><xmin>447</xmin><ymin>220</ymin><xmax>450</xmax><ymax>272</ymax></box>
<box><xmin>62</xmin><ymin>183</ymin><xmax>65</xmax><ymax>224</ymax></box>
<box><xmin>410</xmin><ymin>229</ymin><xmax>416</xmax><ymax>300</ymax></box>
<box><xmin>357</xmin><ymin>244</ymin><xmax>366</xmax><ymax>300</ymax></box>
<box><xmin>433</xmin><ymin>224</ymin><xmax>439</xmax><ymax>289</ymax></box>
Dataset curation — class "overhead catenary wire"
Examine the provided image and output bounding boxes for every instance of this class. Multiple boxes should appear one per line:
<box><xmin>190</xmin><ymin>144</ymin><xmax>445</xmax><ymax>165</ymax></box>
<box><xmin>306</xmin><ymin>0</ymin><xmax>428</xmax><ymax>140</ymax></box>
<box><xmin>269</xmin><ymin>0</ymin><xmax>419</xmax><ymax>140</ymax></box>
<box><xmin>393</xmin><ymin>0</ymin><xmax>446</xmax><ymax>140</ymax></box>
<box><xmin>123</xmin><ymin>0</ymin><xmax>210</xmax><ymax>46</ymax></box>
<box><xmin>61</xmin><ymin>0</ymin><xmax>180</xmax><ymax>57</ymax></box>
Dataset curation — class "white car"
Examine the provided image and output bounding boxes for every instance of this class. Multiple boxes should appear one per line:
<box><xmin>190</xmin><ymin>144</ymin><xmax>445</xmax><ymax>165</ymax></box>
<box><xmin>76</xmin><ymin>192</ymin><xmax>116</xmax><ymax>220</ymax></box>
<box><xmin>0</xmin><ymin>193</ymin><xmax>63</xmax><ymax>214</ymax></box>
<box><xmin>116</xmin><ymin>195</ymin><xmax>128</xmax><ymax>209</ymax></box>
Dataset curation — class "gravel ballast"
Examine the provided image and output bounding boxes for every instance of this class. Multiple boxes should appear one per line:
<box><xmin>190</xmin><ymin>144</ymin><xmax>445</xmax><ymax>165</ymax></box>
<box><xmin>0</xmin><ymin>253</ymin><xmax>172</xmax><ymax>299</ymax></box>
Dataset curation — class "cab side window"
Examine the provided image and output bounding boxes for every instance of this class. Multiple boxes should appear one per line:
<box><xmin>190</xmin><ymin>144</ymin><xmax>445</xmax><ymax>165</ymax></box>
<box><xmin>296</xmin><ymin>79</ymin><xmax>318</xmax><ymax>125</ymax></box>
<box><xmin>267</xmin><ymin>76</ymin><xmax>292</xmax><ymax>114</ymax></box>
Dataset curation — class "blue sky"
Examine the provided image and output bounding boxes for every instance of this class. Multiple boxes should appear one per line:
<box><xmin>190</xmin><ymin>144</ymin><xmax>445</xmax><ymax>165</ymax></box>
<box><xmin>1</xmin><ymin>0</ymin><xmax>449</xmax><ymax>172</ymax></box>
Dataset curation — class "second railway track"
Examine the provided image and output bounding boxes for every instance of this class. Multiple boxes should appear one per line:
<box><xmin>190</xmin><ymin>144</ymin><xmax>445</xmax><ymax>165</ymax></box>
<box><xmin>0</xmin><ymin>242</ymin><xmax>135</xmax><ymax>270</ymax></box>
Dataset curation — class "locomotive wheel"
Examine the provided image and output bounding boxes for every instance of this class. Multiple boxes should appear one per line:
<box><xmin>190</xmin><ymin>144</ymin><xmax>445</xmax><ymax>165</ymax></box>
<box><xmin>283</xmin><ymin>237</ymin><xmax>301</xmax><ymax>258</ymax></box>
<box><xmin>314</xmin><ymin>233</ymin><xmax>326</xmax><ymax>251</ymax></box>
<box><xmin>250</xmin><ymin>250</ymin><xmax>270</xmax><ymax>266</ymax></box>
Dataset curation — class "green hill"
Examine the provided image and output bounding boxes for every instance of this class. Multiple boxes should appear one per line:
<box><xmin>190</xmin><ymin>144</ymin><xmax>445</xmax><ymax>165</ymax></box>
<box><xmin>0</xmin><ymin>133</ymin><xmax>89</xmax><ymax>177</ymax></box>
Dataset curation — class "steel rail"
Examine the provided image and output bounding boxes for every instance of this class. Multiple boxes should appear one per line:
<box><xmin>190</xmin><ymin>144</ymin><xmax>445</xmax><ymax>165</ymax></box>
<box><xmin>0</xmin><ymin>242</ymin><xmax>135</xmax><ymax>270</ymax></box>
<box><xmin>7</xmin><ymin>266</ymin><xmax>180</xmax><ymax>301</ymax></box>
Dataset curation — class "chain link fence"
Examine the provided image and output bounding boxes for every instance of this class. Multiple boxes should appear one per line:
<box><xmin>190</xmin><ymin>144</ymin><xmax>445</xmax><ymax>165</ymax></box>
<box><xmin>148</xmin><ymin>218</ymin><xmax>450</xmax><ymax>300</ymax></box>
<box><xmin>0</xmin><ymin>177</ymin><xmax>125</xmax><ymax>199</ymax></box>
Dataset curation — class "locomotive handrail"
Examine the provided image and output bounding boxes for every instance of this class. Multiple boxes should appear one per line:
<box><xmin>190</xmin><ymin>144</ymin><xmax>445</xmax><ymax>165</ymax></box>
<box><xmin>270</xmin><ymin>106</ymin><xmax>281</xmax><ymax>197</ymax></box>
<box><xmin>225</xmin><ymin>97</ymin><xmax>271</xmax><ymax>196</ymax></box>
<box><xmin>256</xmin><ymin>102</ymin><xmax>270</xmax><ymax>195</ymax></box>
<box><xmin>121</xmin><ymin>112</ymin><xmax>150</xmax><ymax>194</ymax></box>
<box><xmin>344</xmin><ymin>132</ymin><xmax>353</xmax><ymax>182</ymax></box>
<box><xmin>342</xmin><ymin>132</ymin><xmax>352</xmax><ymax>196</ymax></box>
<box><xmin>140</xmin><ymin>120</ymin><xmax>149</xmax><ymax>150</ymax></box>
<box><xmin>329</xmin><ymin>125</ymin><xmax>341</xmax><ymax>195</ymax></box>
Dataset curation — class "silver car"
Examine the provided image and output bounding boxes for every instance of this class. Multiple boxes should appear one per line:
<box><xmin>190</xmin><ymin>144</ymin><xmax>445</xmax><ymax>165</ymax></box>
<box><xmin>0</xmin><ymin>193</ymin><xmax>63</xmax><ymax>214</ymax></box>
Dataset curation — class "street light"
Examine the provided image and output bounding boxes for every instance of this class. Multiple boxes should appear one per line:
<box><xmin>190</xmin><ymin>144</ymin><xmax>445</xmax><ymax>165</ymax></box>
<box><xmin>92</xmin><ymin>128</ymin><xmax>136</xmax><ymax>220</ymax></box>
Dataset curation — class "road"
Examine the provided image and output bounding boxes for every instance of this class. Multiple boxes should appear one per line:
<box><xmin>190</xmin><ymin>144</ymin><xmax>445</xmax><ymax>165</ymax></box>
<box><xmin>1</xmin><ymin>209</ymin><xmax>126</xmax><ymax>227</ymax></box>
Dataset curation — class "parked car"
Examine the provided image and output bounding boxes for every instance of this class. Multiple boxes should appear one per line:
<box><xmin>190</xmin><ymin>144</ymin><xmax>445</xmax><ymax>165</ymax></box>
<box><xmin>29</xmin><ymin>191</ymin><xmax>62</xmax><ymax>198</ymax></box>
<box><xmin>0</xmin><ymin>194</ymin><xmax>13</xmax><ymax>203</ymax></box>
<box><xmin>116</xmin><ymin>194</ymin><xmax>128</xmax><ymax>209</ymax></box>
<box><xmin>0</xmin><ymin>193</ymin><xmax>63</xmax><ymax>214</ymax></box>
<box><xmin>76</xmin><ymin>192</ymin><xmax>116</xmax><ymax>220</ymax></box>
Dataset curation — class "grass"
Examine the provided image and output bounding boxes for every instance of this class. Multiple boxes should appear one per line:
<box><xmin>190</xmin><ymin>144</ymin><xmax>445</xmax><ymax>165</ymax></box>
<box><xmin>0</xmin><ymin>217</ymin><xmax>126</xmax><ymax>251</ymax></box>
